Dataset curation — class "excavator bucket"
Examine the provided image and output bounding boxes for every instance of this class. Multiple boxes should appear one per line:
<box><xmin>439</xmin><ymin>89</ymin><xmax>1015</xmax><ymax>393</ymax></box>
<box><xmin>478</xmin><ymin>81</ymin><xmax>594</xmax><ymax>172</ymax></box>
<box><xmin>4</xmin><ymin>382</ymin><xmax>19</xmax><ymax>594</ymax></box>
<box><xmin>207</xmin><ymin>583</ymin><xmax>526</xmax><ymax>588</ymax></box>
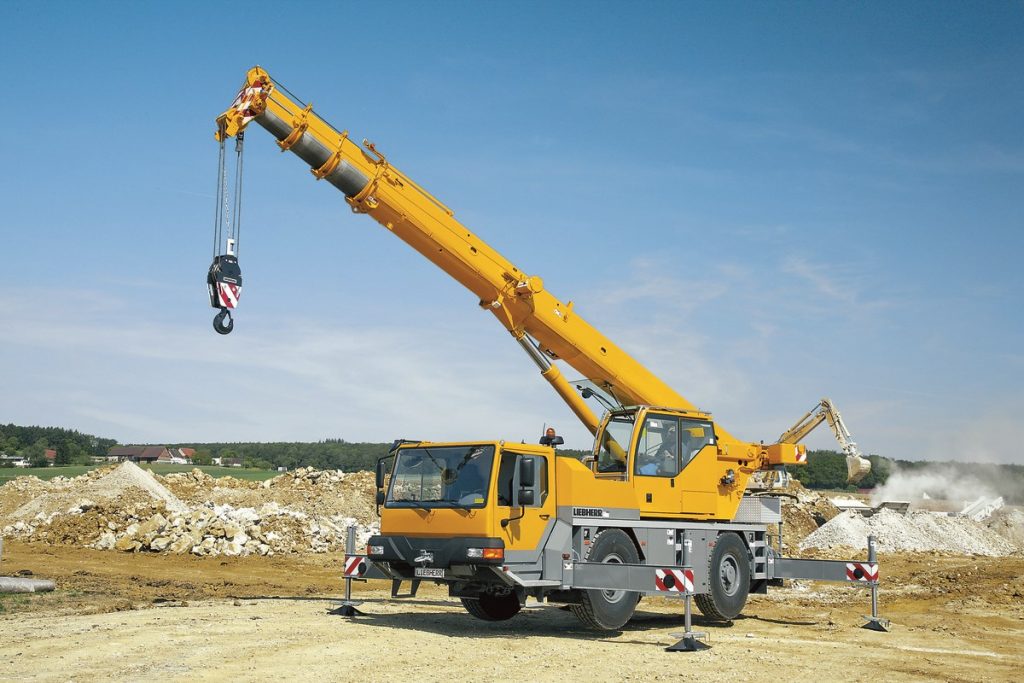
<box><xmin>846</xmin><ymin>455</ymin><xmax>871</xmax><ymax>485</ymax></box>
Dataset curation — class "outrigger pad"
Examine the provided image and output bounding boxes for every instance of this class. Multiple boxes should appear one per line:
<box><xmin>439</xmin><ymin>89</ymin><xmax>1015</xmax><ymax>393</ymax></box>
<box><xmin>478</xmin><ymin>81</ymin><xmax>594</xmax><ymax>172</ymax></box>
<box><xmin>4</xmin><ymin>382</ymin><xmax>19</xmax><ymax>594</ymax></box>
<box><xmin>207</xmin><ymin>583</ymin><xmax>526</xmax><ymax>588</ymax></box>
<box><xmin>329</xmin><ymin>603</ymin><xmax>364</xmax><ymax>617</ymax></box>
<box><xmin>665</xmin><ymin>635</ymin><xmax>711</xmax><ymax>652</ymax></box>
<box><xmin>862</xmin><ymin>616</ymin><xmax>891</xmax><ymax>632</ymax></box>
<box><xmin>207</xmin><ymin>254</ymin><xmax>243</xmax><ymax>310</ymax></box>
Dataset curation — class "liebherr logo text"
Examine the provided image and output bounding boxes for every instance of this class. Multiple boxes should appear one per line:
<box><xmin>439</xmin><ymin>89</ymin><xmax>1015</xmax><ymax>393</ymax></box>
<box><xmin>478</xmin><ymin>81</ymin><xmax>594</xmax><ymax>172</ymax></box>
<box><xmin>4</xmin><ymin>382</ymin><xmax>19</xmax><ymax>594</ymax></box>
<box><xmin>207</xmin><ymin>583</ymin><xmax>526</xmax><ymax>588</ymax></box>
<box><xmin>573</xmin><ymin>507</ymin><xmax>609</xmax><ymax>518</ymax></box>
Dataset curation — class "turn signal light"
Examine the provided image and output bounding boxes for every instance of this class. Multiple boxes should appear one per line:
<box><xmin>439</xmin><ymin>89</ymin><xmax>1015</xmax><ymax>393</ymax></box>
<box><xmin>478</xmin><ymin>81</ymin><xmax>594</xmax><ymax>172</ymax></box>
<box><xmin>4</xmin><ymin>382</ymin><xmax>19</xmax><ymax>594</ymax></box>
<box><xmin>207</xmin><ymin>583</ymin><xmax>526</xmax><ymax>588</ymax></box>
<box><xmin>482</xmin><ymin>548</ymin><xmax>504</xmax><ymax>560</ymax></box>
<box><xmin>366</xmin><ymin>544</ymin><xmax>384</xmax><ymax>555</ymax></box>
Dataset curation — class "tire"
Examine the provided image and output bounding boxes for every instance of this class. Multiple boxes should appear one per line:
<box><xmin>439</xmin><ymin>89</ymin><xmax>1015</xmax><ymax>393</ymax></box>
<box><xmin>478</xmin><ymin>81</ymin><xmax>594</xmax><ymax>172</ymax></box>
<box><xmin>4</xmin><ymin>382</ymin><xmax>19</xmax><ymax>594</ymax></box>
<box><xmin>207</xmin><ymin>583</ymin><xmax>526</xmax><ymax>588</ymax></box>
<box><xmin>694</xmin><ymin>532</ymin><xmax>750</xmax><ymax>621</ymax></box>
<box><xmin>461</xmin><ymin>592</ymin><xmax>522</xmax><ymax>621</ymax></box>
<box><xmin>570</xmin><ymin>529</ymin><xmax>640</xmax><ymax>630</ymax></box>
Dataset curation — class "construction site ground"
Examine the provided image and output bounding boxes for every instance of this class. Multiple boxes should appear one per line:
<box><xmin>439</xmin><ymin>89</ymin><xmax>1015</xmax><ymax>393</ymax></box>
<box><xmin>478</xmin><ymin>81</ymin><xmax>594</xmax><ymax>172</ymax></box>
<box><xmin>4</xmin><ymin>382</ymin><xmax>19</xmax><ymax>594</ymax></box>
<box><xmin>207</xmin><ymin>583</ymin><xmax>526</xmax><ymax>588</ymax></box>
<box><xmin>2</xmin><ymin>540</ymin><xmax>1022</xmax><ymax>682</ymax></box>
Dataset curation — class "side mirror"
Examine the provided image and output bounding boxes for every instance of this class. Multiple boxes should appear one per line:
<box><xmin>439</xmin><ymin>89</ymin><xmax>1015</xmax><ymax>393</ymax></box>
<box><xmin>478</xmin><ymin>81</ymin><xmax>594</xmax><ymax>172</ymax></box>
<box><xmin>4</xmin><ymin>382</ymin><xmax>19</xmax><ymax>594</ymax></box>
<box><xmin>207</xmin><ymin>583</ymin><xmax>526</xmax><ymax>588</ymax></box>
<box><xmin>549</xmin><ymin>436</ymin><xmax>564</xmax><ymax>447</ymax></box>
<box><xmin>518</xmin><ymin>488</ymin><xmax>535</xmax><ymax>506</ymax></box>
<box><xmin>375</xmin><ymin>459</ymin><xmax>388</xmax><ymax>489</ymax></box>
<box><xmin>519</xmin><ymin>457</ymin><xmax>536</xmax><ymax>488</ymax></box>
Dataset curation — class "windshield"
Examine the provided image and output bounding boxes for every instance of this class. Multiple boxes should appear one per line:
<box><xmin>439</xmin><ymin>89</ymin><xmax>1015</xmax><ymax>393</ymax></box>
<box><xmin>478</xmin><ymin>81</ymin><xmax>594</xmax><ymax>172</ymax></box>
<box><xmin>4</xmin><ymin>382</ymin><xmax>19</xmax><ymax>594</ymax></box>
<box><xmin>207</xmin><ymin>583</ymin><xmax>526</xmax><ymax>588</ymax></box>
<box><xmin>596</xmin><ymin>413</ymin><xmax>635</xmax><ymax>473</ymax></box>
<box><xmin>387</xmin><ymin>445</ymin><xmax>495</xmax><ymax>509</ymax></box>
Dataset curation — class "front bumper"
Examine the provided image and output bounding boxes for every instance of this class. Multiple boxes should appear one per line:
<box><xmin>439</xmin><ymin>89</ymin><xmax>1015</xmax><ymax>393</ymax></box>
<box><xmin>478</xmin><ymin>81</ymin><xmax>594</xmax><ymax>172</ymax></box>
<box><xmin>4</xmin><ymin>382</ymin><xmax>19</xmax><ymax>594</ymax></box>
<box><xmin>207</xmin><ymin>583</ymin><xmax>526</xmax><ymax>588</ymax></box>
<box><xmin>367</xmin><ymin>535</ymin><xmax>505</xmax><ymax>570</ymax></box>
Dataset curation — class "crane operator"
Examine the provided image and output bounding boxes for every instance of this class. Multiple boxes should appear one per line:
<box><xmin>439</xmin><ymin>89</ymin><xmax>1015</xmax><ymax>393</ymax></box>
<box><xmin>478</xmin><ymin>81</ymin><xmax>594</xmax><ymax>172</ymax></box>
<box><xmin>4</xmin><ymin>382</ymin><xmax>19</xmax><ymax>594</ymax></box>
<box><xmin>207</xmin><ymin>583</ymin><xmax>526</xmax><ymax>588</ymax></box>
<box><xmin>638</xmin><ymin>424</ymin><xmax>677</xmax><ymax>475</ymax></box>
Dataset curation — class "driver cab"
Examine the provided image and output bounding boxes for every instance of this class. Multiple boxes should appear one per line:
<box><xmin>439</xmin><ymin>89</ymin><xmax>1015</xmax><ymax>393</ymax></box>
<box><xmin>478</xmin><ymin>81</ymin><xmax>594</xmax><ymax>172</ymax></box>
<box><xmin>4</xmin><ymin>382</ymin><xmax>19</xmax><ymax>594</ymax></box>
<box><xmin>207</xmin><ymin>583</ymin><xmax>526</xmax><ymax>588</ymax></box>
<box><xmin>592</xmin><ymin>407</ymin><xmax>718</xmax><ymax>516</ymax></box>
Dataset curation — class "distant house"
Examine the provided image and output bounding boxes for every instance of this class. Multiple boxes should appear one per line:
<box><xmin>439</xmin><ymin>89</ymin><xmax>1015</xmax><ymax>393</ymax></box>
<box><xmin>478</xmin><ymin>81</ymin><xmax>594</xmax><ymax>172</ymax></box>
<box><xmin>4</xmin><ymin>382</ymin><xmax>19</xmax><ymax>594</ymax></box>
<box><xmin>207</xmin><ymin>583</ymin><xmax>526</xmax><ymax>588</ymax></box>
<box><xmin>44</xmin><ymin>449</ymin><xmax>57</xmax><ymax>465</ymax></box>
<box><xmin>221</xmin><ymin>457</ymin><xmax>243</xmax><ymax>468</ymax></box>
<box><xmin>0</xmin><ymin>453</ymin><xmax>30</xmax><ymax>468</ymax></box>
<box><xmin>107</xmin><ymin>446</ymin><xmax>171</xmax><ymax>463</ymax></box>
<box><xmin>167</xmin><ymin>448</ymin><xmax>195</xmax><ymax>465</ymax></box>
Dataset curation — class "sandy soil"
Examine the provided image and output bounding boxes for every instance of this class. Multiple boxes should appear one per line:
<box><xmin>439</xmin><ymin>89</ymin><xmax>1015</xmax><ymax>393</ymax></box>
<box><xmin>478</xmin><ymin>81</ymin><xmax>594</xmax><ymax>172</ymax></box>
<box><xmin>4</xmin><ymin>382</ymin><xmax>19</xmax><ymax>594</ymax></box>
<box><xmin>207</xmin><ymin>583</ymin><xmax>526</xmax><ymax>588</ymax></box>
<box><xmin>2</xmin><ymin>542</ymin><xmax>1022</xmax><ymax>682</ymax></box>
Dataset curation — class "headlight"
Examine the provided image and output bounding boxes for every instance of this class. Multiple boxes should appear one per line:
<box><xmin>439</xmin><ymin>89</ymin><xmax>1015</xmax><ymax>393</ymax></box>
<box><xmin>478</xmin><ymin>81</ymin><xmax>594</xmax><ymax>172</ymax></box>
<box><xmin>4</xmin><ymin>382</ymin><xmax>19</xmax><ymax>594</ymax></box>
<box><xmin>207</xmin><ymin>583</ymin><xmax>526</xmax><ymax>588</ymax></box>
<box><xmin>467</xmin><ymin>547</ymin><xmax>503</xmax><ymax>560</ymax></box>
<box><xmin>366</xmin><ymin>544</ymin><xmax>384</xmax><ymax>555</ymax></box>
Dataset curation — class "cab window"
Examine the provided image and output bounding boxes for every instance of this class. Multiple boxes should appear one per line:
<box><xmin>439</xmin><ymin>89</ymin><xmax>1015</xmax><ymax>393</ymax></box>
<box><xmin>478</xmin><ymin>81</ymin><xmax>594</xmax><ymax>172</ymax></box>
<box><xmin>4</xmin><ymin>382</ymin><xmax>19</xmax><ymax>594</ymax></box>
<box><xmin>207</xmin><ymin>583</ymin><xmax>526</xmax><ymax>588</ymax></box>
<box><xmin>596</xmin><ymin>415</ymin><xmax>634</xmax><ymax>473</ymax></box>
<box><xmin>679</xmin><ymin>419</ymin><xmax>716</xmax><ymax>468</ymax></box>
<box><xmin>497</xmin><ymin>453</ymin><xmax>548</xmax><ymax>507</ymax></box>
<box><xmin>634</xmin><ymin>415</ymin><xmax>682</xmax><ymax>478</ymax></box>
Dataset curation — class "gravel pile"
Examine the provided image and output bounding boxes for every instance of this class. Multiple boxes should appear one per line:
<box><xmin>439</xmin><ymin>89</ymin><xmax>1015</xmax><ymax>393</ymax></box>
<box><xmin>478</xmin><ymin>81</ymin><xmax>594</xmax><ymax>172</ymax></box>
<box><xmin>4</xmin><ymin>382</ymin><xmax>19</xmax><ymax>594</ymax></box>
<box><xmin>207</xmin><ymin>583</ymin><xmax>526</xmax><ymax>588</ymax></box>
<box><xmin>9</xmin><ymin>461</ymin><xmax>188</xmax><ymax>521</ymax></box>
<box><xmin>985</xmin><ymin>508</ymin><xmax>1024</xmax><ymax>547</ymax></box>
<box><xmin>800</xmin><ymin>509</ymin><xmax>1019</xmax><ymax>556</ymax></box>
<box><xmin>1</xmin><ymin>463</ymin><xmax>378</xmax><ymax>557</ymax></box>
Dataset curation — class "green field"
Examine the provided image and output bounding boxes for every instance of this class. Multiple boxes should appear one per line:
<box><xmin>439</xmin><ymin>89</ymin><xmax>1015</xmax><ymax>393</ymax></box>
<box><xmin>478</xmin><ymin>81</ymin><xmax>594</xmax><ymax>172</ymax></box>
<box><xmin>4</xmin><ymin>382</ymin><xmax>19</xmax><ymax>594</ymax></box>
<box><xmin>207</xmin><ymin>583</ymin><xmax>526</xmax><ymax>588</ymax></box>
<box><xmin>0</xmin><ymin>463</ymin><xmax>279</xmax><ymax>485</ymax></box>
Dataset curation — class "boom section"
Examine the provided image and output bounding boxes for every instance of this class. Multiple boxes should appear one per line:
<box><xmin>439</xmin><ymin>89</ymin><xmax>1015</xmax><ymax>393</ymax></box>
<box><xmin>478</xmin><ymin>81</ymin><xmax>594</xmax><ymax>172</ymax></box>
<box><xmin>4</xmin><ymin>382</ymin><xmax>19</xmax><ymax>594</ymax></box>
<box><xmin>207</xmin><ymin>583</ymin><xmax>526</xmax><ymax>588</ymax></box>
<box><xmin>216</xmin><ymin>67</ymin><xmax>704</xmax><ymax>436</ymax></box>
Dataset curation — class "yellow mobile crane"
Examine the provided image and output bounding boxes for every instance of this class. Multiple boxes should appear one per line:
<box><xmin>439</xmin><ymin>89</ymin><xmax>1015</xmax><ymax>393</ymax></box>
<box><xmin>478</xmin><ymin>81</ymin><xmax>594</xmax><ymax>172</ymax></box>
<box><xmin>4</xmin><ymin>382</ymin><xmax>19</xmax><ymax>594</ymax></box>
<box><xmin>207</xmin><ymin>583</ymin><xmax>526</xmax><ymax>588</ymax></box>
<box><xmin>210</xmin><ymin>67</ymin><xmax>887</xmax><ymax>634</ymax></box>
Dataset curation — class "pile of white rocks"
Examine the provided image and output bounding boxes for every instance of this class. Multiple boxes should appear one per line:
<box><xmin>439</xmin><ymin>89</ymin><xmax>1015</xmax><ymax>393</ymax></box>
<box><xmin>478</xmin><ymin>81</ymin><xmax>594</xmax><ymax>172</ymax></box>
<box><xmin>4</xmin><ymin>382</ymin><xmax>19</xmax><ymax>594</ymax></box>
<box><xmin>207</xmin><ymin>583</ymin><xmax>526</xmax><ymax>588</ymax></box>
<box><xmin>1</xmin><ymin>462</ymin><xmax>378</xmax><ymax>557</ymax></box>
<box><xmin>91</xmin><ymin>502</ymin><xmax>376</xmax><ymax>557</ymax></box>
<box><xmin>800</xmin><ymin>509</ymin><xmax>1019</xmax><ymax>556</ymax></box>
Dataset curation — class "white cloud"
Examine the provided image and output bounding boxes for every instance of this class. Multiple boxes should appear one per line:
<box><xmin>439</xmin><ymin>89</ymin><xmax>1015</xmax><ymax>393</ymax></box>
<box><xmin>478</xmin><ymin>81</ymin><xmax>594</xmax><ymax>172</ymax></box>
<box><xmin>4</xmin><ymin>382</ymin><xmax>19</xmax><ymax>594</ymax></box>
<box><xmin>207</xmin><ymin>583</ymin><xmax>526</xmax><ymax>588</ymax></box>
<box><xmin>0</xmin><ymin>288</ymin><xmax>588</xmax><ymax>447</ymax></box>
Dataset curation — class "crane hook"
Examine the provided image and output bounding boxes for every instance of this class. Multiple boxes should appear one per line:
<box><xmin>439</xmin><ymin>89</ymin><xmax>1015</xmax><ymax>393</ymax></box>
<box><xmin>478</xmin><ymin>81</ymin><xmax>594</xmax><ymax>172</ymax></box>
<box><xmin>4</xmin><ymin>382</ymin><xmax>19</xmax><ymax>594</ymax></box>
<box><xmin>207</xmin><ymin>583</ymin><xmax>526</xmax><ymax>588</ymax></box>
<box><xmin>213</xmin><ymin>308</ymin><xmax>234</xmax><ymax>335</ymax></box>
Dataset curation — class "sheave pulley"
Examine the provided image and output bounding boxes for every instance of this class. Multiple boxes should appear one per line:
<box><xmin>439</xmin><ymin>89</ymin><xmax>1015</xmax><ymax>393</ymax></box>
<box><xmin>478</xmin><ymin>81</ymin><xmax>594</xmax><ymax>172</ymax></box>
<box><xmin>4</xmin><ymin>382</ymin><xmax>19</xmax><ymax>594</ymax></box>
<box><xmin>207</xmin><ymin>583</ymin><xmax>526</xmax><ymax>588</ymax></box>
<box><xmin>208</xmin><ymin>132</ymin><xmax>245</xmax><ymax>334</ymax></box>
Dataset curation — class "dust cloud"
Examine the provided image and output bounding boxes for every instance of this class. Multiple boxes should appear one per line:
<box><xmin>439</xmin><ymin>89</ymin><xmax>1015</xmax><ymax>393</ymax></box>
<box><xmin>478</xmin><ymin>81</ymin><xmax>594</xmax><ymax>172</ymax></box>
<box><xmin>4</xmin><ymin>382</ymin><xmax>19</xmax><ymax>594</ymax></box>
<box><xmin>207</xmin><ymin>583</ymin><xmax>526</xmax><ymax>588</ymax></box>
<box><xmin>871</xmin><ymin>463</ymin><xmax>1000</xmax><ymax>505</ymax></box>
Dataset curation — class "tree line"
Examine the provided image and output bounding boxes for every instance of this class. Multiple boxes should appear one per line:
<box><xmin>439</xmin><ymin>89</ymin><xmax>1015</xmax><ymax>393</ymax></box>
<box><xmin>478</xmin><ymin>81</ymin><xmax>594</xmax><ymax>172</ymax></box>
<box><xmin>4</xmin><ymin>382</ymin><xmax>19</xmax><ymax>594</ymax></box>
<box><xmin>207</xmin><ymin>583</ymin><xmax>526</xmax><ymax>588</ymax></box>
<box><xmin>0</xmin><ymin>423</ymin><xmax>118</xmax><ymax>467</ymax></box>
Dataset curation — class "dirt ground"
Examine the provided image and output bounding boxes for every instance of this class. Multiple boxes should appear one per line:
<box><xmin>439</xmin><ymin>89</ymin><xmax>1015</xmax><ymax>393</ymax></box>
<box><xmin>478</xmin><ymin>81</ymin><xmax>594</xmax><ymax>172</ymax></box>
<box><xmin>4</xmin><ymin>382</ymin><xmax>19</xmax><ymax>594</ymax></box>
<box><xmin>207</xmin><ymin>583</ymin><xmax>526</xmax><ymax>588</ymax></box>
<box><xmin>2</xmin><ymin>541</ymin><xmax>1022</xmax><ymax>682</ymax></box>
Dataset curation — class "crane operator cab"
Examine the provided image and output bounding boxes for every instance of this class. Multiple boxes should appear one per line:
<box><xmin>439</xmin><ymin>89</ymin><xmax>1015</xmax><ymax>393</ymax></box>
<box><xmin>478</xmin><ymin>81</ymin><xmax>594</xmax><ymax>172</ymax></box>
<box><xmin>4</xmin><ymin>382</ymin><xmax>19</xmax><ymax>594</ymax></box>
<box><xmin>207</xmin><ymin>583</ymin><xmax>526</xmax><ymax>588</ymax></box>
<box><xmin>592</xmin><ymin>406</ymin><xmax>736</xmax><ymax>519</ymax></box>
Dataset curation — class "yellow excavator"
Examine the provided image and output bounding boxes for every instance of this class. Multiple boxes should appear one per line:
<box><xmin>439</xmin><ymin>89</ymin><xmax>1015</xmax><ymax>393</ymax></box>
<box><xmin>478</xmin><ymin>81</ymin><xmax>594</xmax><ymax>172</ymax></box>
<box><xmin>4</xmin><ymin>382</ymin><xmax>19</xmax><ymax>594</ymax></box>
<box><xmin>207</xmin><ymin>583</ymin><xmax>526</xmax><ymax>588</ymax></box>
<box><xmin>209</xmin><ymin>67</ymin><xmax>885</xmax><ymax>633</ymax></box>
<box><xmin>779</xmin><ymin>398</ymin><xmax>872</xmax><ymax>484</ymax></box>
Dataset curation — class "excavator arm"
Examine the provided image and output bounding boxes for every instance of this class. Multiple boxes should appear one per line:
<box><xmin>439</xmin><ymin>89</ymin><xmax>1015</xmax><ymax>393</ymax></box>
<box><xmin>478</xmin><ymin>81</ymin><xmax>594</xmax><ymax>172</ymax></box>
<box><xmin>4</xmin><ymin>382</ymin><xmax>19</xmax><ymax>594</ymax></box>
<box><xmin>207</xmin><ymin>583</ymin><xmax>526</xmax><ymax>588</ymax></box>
<box><xmin>778</xmin><ymin>398</ymin><xmax>872</xmax><ymax>484</ymax></box>
<box><xmin>215</xmin><ymin>67</ymin><xmax>704</xmax><ymax>438</ymax></box>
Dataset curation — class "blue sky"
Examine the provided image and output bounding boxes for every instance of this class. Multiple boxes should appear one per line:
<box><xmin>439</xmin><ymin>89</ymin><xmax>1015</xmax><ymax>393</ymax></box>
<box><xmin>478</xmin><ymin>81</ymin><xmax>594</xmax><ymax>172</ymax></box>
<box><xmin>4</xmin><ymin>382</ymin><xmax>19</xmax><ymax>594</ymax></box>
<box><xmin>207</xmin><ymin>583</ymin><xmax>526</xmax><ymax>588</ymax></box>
<box><xmin>1</xmin><ymin>2</ymin><xmax>1021</xmax><ymax>463</ymax></box>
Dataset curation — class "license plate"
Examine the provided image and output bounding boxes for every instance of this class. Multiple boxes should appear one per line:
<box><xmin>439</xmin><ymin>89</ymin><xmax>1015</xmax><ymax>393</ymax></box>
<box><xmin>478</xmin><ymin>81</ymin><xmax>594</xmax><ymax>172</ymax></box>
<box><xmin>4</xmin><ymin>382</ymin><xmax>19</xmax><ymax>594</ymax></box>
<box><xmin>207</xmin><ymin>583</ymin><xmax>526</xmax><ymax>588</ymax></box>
<box><xmin>414</xmin><ymin>567</ymin><xmax>445</xmax><ymax>579</ymax></box>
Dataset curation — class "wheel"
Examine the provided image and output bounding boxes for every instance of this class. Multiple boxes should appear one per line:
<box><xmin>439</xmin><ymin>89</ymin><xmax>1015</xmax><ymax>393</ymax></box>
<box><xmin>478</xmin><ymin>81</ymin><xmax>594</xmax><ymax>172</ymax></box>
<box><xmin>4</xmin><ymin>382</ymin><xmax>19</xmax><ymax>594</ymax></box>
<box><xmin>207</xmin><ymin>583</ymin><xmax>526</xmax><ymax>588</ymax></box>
<box><xmin>460</xmin><ymin>591</ymin><xmax>522</xmax><ymax>621</ymax></box>
<box><xmin>694</xmin><ymin>532</ymin><xmax>750</xmax><ymax>621</ymax></box>
<box><xmin>570</xmin><ymin>528</ymin><xmax>640</xmax><ymax>630</ymax></box>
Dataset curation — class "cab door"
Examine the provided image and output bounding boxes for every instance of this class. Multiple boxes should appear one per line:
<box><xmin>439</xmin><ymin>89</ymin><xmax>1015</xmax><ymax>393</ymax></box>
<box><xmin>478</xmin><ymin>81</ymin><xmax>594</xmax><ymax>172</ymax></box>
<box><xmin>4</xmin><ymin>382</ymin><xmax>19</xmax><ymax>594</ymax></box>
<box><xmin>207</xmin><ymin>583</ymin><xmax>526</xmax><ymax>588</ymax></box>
<box><xmin>633</xmin><ymin>412</ymin><xmax>684</xmax><ymax>517</ymax></box>
<box><xmin>494</xmin><ymin>449</ymin><xmax>555</xmax><ymax>553</ymax></box>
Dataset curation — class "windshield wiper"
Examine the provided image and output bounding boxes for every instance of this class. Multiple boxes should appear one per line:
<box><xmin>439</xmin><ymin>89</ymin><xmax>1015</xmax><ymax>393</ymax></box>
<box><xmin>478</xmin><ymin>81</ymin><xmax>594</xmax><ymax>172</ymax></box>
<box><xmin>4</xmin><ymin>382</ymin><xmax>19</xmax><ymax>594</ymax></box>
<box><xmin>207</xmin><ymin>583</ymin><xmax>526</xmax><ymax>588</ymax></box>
<box><xmin>418</xmin><ymin>498</ymin><xmax>476</xmax><ymax>511</ymax></box>
<box><xmin>391</xmin><ymin>500</ymin><xmax>432</xmax><ymax>511</ymax></box>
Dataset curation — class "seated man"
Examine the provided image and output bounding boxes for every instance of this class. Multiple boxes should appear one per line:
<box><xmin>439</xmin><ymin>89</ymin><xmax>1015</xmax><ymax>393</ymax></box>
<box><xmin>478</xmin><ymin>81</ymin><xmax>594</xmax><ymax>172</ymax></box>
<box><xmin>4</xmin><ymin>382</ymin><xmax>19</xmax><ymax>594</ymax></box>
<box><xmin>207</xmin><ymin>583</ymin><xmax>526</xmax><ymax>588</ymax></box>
<box><xmin>637</xmin><ymin>450</ymin><xmax>660</xmax><ymax>475</ymax></box>
<box><xmin>638</xmin><ymin>426</ymin><xmax>678</xmax><ymax>476</ymax></box>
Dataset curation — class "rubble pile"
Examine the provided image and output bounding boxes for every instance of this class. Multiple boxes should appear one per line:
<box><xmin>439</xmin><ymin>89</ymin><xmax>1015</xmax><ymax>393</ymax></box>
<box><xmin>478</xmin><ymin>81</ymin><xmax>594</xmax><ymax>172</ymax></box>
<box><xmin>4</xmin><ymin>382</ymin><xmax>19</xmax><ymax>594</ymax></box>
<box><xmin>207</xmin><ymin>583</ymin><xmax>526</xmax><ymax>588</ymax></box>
<box><xmin>800</xmin><ymin>508</ymin><xmax>1019</xmax><ymax>556</ymax></box>
<box><xmin>779</xmin><ymin>484</ymin><xmax>841</xmax><ymax>552</ymax></box>
<box><xmin>1</xmin><ymin>463</ymin><xmax>378</xmax><ymax>557</ymax></box>
<box><xmin>985</xmin><ymin>508</ymin><xmax>1024</xmax><ymax>547</ymax></box>
<box><xmin>4</xmin><ymin>463</ymin><xmax>1019</xmax><ymax>559</ymax></box>
<box><xmin>161</xmin><ymin>466</ymin><xmax>378</xmax><ymax>523</ymax></box>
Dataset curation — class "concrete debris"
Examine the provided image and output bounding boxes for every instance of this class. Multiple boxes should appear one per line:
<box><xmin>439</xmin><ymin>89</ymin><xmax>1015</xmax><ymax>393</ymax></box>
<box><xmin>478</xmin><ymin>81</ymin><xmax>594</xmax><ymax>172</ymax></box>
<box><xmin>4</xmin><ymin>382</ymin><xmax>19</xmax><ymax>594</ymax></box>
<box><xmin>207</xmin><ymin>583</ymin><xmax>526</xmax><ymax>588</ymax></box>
<box><xmin>1</xmin><ymin>463</ymin><xmax>378</xmax><ymax>558</ymax></box>
<box><xmin>960</xmin><ymin>496</ymin><xmax>1005</xmax><ymax>521</ymax></box>
<box><xmin>874</xmin><ymin>501</ymin><xmax>910</xmax><ymax>516</ymax></box>
<box><xmin>830</xmin><ymin>497</ymin><xmax>871</xmax><ymax>511</ymax></box>
<box><xmin>829</xmin><ymin>496</ymin><xmax>909</xmax><ymax>517</ymax></box>
<box><xmin>0</xmin><ymin>577</ymin><xmax>56</xmax><ymax>593</ymax></box>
